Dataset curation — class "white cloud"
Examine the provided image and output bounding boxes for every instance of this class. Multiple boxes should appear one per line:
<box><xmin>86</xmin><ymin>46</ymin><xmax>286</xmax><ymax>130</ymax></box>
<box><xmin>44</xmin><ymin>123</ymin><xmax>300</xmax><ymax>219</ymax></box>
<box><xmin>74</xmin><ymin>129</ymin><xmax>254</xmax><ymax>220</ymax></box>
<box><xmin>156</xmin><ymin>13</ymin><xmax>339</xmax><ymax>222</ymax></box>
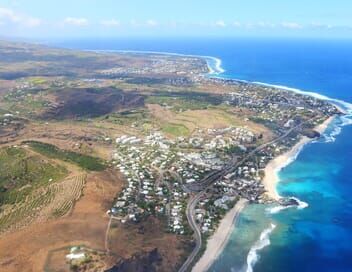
<box><xmin>310</xmin><ymin>22</ymin><xmax>333</xmax><ymax>29</ymax></box>
<box><xmin>130</xmin><ymin>19</ymin><xmax>158</xmax><ymax>27</ymax></box>
<box><xmin>0</xmin><ymin>7</ymin><xmax>20</xmax><ymax>22</ymax></box>
<box><xmin>146</xmin><ymin>19</ymin><xmax>158</xmax><ymax>27</ymax></box>
<box><xmin>281</xmin><ymin>22</ymin><xmax>303</xmax><ymax>29</ymax></box>
<box><xmin>26</xmin><ymin>17</ymin><xmax>41</xmax><ymax>27</ymax></box>
<box><xmin>215</xmin><ymin>20</ymin><xmax>226</xmax><ymax>27</ymax></box>
<box><xmin>0</xmin><ymin>6</ymin><xmax>41</xmax><ymax>27</ymax></box>
<box><xmin>257</xmin><ymin>22</ymin><xmax>276</xmax><ymax>28</ymax></box>
<box><xmin>101</xmin><ymin>19</ymin><xmax>120</xmax><ymax>27</ymax></box>
<box><xmin>63</xmin><ymin>17</ymin><xmax>88</xmax><ymax>26</ymax></box>
<box><xmin>232</xmin><ymin>21</ymin><xmax>241</xmax><ymax>27</ymax></box>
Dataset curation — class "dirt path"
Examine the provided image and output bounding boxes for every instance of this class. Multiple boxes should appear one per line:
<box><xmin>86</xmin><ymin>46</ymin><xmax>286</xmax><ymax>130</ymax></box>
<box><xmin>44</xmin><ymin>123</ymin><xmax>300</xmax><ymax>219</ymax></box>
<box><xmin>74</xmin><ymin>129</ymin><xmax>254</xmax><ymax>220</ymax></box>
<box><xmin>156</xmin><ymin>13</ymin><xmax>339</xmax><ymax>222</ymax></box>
<box><xmin>105</xmin><ymin>216</ymin><xmax>113</xmax><ymax>254</ymax></box>
<box><xmin>0</xmin><ymin>169</ymin><xmax>122</xmax><ymax>272</ymax></box>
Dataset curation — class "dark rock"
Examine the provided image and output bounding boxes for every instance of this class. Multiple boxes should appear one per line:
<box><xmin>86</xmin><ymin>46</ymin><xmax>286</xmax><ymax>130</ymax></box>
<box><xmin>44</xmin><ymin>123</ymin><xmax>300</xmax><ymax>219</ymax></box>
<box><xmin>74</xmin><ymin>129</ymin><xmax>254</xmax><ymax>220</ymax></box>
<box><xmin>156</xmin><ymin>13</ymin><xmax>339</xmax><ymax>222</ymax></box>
<box><xmin>301</xmin><ymin>129</ymin><xmax>320</xmax><ymax>139</ymax></box>
<box><xmin>105</xmin><ymin>248</ymin><xmax>162</xmax><ymax>272</ymax></box>
<box><xmin>278</xmin><ymin>197</ymin><xmax>299</xmax><ymax>207</ymax></box>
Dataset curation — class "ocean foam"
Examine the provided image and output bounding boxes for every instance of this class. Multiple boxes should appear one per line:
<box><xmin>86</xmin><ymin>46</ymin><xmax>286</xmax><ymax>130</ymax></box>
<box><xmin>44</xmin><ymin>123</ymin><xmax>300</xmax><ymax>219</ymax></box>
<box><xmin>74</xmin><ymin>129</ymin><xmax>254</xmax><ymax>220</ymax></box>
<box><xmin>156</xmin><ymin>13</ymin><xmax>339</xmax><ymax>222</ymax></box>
<box><xmin>295</xmin><ymin>198</ymin><xmax>309</xmax><ymax>209</ymax></box>
<box><xmin>248</xmin><ymin>81</ymin><xmax>352</xmax><ymax>147</ymax></box>
<box><xmin>322</xmin><ymin>114</ymin><xmax>352</xmax><ymax>143</ymax></box>
<box><xmin>205</xmin><ymin>56</ymin><xmax>225</xmax><ymax>75</ymax></box>
<box><xmin>245</xmin><ymin>223</ymin><xmax>276</xmax><ymax>272</ymax></box>
<box><xmin>266</xmin><ymin>197</ymin><xmax>309</xmax><ymax>214</ymax></box>
<box><xmin>323</xmin><ymin>125</ymin><xmax>341</xmax><ymax>143</ymax></box>
<box><xmin>266</xmin><ymin>205</ymin><xmax>289</xmax><ymax>214</ymax></box>
<box><xmin>252</xmin><ymin>81</ymin><xmax>352</xmax><ymax>113</ymax></box>
<box><xmin>92</xmin><ymin>49</ymin><xmax>352</xmax><ymax>114</ymax></box>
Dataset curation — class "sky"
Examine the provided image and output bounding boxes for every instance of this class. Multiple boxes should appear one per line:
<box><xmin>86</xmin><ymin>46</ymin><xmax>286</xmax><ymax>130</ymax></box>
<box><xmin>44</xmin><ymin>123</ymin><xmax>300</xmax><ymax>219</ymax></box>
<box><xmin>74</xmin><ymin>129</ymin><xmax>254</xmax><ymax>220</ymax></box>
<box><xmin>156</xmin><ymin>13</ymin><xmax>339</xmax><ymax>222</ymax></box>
<box><xmin>0</xmin><ymin>0</ymin><xmax>352</xmax><ymax>39</ymax></box>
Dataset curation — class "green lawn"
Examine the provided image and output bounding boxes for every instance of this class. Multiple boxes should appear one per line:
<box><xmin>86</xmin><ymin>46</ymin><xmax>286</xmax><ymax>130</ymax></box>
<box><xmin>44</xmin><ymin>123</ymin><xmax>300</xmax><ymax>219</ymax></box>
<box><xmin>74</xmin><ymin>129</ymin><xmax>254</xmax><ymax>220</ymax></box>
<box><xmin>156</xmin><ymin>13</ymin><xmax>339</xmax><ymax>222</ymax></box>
<box><xmin>25</xmin><ymin>141</ymin><xmax>107</xmax><ymax>171</ymax></box>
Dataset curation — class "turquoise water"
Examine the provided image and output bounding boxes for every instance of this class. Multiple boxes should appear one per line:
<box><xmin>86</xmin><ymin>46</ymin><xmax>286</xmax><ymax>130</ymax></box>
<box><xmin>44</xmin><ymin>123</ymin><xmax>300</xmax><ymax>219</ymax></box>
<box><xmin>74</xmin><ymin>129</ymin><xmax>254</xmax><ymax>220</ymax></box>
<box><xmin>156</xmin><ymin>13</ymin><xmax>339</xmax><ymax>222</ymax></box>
<box><xmin>210</xmin><ymin>117</ymin><xmax>352</xmax><ymax>272</ymax></box>
<box><xmin>55</xmin><ymin>38</ymin><xmax>352</xmax><ymax>271</ymax></box>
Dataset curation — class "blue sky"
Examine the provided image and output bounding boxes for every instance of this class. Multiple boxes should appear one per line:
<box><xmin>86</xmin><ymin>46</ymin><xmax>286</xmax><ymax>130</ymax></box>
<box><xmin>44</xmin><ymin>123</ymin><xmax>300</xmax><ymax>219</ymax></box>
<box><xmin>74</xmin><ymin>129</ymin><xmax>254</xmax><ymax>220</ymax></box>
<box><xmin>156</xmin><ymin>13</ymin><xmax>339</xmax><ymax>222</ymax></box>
<box><xmin>0</xmin><ymin>0</ymin><xmax>352</xmax><ymax>38</ymax></box>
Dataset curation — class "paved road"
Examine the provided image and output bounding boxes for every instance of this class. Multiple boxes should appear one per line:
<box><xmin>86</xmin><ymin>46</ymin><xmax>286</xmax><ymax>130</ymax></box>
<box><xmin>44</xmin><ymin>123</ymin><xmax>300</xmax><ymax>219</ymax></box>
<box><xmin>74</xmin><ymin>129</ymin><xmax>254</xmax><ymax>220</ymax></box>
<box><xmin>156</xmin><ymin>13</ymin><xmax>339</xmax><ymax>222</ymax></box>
<box><xmin>178</xmin><ymin>192</ymin><xmax>204</xmax><ymax>272</ymax></box>
<box><xmin>179</xmin><ymin>119</ymin><xmax>316</xmax><ymax>272</ymax></box>
<box><xmin>186</xmin><ymin>119</ymin><xmax>311</xmax><ymax>192</ymax></box>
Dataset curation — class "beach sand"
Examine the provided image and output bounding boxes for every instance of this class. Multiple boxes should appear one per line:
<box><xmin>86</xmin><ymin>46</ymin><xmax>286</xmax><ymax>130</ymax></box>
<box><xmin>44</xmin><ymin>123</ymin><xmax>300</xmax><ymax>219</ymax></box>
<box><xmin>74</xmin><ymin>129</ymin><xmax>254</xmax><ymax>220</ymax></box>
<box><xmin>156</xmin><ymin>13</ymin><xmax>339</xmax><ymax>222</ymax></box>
<box><xmin>191</xmin><ymin>116</ymin><xmax>335</xmax><ymax>272</ymax></box>
<box><xmin>192</xmin><ymin>199</ymin><xmax>248</xmax><ymax>272</ymax></box>
<box><xmin>262</xmin><ymin>116</ymin><xmax>335</xmax><ymax>200</ymax></box>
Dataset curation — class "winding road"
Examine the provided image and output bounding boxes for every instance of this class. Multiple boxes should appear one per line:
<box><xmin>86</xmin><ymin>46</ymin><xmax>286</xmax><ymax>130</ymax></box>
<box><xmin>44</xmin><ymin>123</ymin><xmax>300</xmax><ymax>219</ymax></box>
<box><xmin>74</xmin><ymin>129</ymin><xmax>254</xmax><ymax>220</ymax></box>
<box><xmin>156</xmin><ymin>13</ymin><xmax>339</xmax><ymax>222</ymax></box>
<box><xmin>179</xmin><ymin>117</ymin><xmax>319</xmax><ymax>272</ymax></box>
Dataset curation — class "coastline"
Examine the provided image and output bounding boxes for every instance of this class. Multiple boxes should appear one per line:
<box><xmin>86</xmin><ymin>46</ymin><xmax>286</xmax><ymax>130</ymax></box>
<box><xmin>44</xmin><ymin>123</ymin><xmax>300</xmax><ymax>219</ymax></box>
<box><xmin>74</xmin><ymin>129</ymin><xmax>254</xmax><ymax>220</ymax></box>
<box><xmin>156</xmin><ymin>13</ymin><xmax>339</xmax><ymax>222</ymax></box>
<box><xmin>262</xmin><ymin>116</ymin><xmax>335</xmax><ymax>200</ymax></box>
<box><xmin>90</xmin><ymin>49</ymin><xmax>225</xmax><ymax>75</ymax></box>
<box><xmin>192</xmin><ymin>199</ymin><xmax>248</xmax><ymax>272</ymax></box>
<box><xmin>191</xmin><ymin>56</ymin><xmax>342</xmax><ymax>271</ymax></box>
<box><xmin>87</xmin><ymin>50</ymin><xmax>348</xmax><ymax>271</ymax></box>
<box><xmin>89</xmin><ymin>47</ymin><xmax>352</xmax><ymax>115</ymax></box>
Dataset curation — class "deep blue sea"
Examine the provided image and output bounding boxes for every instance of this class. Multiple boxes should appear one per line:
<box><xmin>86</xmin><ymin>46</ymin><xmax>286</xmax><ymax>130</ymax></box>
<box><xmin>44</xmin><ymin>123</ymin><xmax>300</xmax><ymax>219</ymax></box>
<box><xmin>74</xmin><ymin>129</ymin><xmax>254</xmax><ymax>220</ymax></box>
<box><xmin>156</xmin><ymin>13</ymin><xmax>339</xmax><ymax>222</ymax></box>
<box><xmin>54</xmin><ymin>38</ymin><xmax>352</xmax><ymax>272</ymax></box>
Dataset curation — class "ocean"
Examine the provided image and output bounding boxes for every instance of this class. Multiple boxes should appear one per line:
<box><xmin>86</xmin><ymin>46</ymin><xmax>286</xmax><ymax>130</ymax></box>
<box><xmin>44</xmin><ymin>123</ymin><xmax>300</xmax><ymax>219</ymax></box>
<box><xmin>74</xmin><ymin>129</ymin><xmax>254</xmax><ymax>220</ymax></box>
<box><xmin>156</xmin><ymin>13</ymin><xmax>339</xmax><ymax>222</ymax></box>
<box><xmin>53</xmin><ymin>37</ymin><xmax>352</xmax><ymax>272</ymax></box>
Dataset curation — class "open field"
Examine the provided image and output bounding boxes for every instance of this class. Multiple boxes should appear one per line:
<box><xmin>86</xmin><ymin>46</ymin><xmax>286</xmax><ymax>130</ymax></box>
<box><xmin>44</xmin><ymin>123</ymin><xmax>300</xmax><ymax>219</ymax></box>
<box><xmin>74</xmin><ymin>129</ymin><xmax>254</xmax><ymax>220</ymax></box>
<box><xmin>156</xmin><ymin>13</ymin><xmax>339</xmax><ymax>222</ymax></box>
<box><xmin>162</xmin><ymin>123</ymin><xmax>190</xmax><ymax>137</ymax></box>
<box><xmin>25</xmin><ymin>141</ymin><xmax>107</xmax><ymax>171</ymax></box>
<box><xmin>0</xmin><ymin>169</ymin><xmax>122</xmax><ymax>272</ymax></box>
<box><xmin>0</xmin><ymin>41</ymin><xmax>207</xmax><ymax>80</ymax></box>
<box><xmin>0</xmin><ymin>146</ymin><xmax>67</xmax><ymax>206</ymax></box>
<box><xmin>0</xmin><ymin>174</ymin><xmax>86</xmax><ymax>233</ymax></box>
<box><xmin>107</xmin><ymin>216</ymin><xmax>192</xmax><ymax>272</ymax></box>
<box><xmin>147</xmin><ymin>103</ymin><xmax>273</xmax><ymax>139</ymax></box>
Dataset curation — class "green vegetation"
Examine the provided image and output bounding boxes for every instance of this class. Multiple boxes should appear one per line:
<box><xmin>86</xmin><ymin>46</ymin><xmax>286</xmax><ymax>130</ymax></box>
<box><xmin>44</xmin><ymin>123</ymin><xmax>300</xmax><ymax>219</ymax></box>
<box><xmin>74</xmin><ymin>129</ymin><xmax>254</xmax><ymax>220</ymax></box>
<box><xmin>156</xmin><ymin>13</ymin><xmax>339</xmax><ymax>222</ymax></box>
<box><xmin>28</xmin><ymin>77</ymin><xmax>47</xmax><ymax>85</ymax></box>
<box><xmin>146</xmin><ymin>91</ymin><xmax>222</xmax><ymax>111</ymax></box>
<box><xmin>25</xmin><ymin>141</ymin><xmax>107</xmax><ymax>171</ymax></box>
<box><xmin>103</xmin><ymin>109</ymin><xmax>150</xmax><ymax>126</ymax></box>
<box><xmin>225</xmin><ymin>145</ymin><xmax>245</xmax><ymax>155</ymax></box>
<box><xmin>3</xmin><ymin>88</ymin><xmax>50</xmax><ymax>116</ymax></box>
<box><xmin>0</xmin><ymin>146</ymin><xmax>67</xmax><ymax>205</ymax></box>
<box><xmin>249</xmin><ymin>116</ymin><xmax>280</xmax><ymax>132</ymax></box>
<box><xmin>162</xmin><ymin>123</ymin><xmax>190</xmax><ymax>137</ymax></box>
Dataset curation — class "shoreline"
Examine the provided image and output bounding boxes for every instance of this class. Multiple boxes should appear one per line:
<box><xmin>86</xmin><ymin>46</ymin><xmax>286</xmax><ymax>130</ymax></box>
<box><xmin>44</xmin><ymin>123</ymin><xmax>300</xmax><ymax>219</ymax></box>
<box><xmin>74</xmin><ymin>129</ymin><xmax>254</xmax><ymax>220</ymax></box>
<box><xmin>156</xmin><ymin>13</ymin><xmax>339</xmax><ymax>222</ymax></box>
<box><xmin>86</xmin><ymin>49</ymin><xmax>348</xmax><ymax>271</ymax></box>
<box><xmin>89</xmin><ymin>47</ymin><xmax>352</xmax><ymax>114</ymax></box>
<box><xmin>90</xmin><ymin>49</ymin><xmax>225</xmax><ymax>75</ymax></box>
<box><xmin>262</xmin><ymin>116</ymin><xmax>335</xmax><ymax>200</ymax></box>
<box><xmin>192</xmin><ymin>199</ymin><xmax>248</xmax><ymax>272</ymax></box>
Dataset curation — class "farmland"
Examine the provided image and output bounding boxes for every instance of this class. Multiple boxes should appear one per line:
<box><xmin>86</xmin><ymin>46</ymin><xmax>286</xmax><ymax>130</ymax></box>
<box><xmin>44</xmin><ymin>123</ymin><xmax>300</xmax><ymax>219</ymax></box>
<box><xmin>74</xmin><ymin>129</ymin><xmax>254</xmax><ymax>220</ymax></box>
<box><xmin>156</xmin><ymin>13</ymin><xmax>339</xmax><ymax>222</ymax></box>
<box><xmin>0</xmin><ymin>146</ymin><xmax>67</xmax><ymax>206</ymax></box>
<box><xmin>25</xmin><ymin>141</ymin><xmax>107</xmax><ymax>171</ymax></box>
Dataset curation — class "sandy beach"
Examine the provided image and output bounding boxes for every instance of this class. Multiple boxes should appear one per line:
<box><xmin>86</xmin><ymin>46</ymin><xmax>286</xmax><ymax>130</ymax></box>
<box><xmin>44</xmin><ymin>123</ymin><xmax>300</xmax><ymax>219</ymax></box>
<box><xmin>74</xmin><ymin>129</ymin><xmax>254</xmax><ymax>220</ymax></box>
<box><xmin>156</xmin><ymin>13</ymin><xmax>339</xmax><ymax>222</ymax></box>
<box><xmin>263</xmin><ymin>116</ymin><xmax>335</xmax><ymax>200</ymax></box>
<box><xmin>192</xmin><ymin>199</ymin><xmax>248</xmax><ymax>272</ymax></box>
<box><xmin>191</xmin><ymin>116</ymin><xmax>335</xmax><ymax>272</ymax></box>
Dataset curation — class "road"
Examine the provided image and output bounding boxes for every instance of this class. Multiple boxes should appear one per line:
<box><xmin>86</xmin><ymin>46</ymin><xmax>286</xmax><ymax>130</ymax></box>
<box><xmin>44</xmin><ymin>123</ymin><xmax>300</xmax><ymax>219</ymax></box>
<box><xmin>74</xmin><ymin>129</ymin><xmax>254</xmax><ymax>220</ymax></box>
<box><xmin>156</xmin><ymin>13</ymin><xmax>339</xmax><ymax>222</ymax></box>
<box><xmin>178</xmin><ymin>192</ymin><xmax>204</xmax><ymax>272</ymax></box>
<box><xmin>179</xmin><ymin>118</ymin><xmax>316</xmax><ymax>272</ymax></box>
<box><xmin>186</xmin><ymin>119</ymin><xmax>311</xmax><ymax>192</ymax></box>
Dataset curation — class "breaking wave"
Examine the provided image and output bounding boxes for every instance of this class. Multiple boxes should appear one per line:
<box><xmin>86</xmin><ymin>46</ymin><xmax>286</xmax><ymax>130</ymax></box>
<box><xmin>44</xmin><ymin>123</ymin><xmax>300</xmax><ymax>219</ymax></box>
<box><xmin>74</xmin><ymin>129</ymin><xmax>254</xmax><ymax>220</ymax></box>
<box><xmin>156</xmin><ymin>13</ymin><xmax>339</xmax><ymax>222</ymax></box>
<box><xmin>266</xmin><ymin>197</ymin><xmax>309</xmax><ymax>214</ymax></box>
<box><xmin>245</xmin><ymin>223</ymin><xmax>276</xmax><ymax>272</ymax></box>
<box><xmin>322</xmin><ymin>114</ymin><xmax>352</xmax><ymax>143</ymax></box>
<box><xmin>248</xmin><ymin>81</ymin><xmax>352</xmax><ymax>144</ymax></box>
<box><xmin>323</xmin><ymin>125</ymin><xmax>342</xmax><ymax>143</ymax></box>
<box><xmin>252</xmin><ymin>82</ymin><xmax>352</xmax><ymax>113</ymax></box>
<box><xmin>205</xmin><ymin>56</ymin><xmax>225</xmax><ymax>75</ymax></box>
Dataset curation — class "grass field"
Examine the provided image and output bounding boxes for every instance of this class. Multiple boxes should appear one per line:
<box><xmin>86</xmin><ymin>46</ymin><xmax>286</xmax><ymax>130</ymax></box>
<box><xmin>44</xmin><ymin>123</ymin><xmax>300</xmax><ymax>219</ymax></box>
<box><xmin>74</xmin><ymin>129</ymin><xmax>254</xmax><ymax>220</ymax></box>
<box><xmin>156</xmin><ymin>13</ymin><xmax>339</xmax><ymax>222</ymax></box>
<box><xmin>103</xmin><ymin>109</ymin><xmax>151</xmax><ymax>127</ymax></box>
<box><xmin>0</xmin><ymin>145</ymin><xmax>90</xmax><ymax>233</ymax></box>
<box><xmin>24</xmin><ymin>141</ymin><xmax>107</xmax><ymax>171</ymax></box>
<box><xmin>28</xmin><ymin>77</ymin><xmax>48</xmax><ymax>85</ymax></box>
<box><xmin>145</xmin><ymin>92</ymin><xmax>222</xmax><ymax>112</ymax></box>
<box><xmin>0</xmin><ymin>146</ymin><xmax>67</xmax><ymax>206</ymax></box>
<box><xmin>0</xmin><ymin>174</ymin><xmax>87</xmax><ymax>233</ymax></box>
<box><xmin>162</xmin><ymin>123</ymin><xmax>190</xmax><ymax>137</ymax></box>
